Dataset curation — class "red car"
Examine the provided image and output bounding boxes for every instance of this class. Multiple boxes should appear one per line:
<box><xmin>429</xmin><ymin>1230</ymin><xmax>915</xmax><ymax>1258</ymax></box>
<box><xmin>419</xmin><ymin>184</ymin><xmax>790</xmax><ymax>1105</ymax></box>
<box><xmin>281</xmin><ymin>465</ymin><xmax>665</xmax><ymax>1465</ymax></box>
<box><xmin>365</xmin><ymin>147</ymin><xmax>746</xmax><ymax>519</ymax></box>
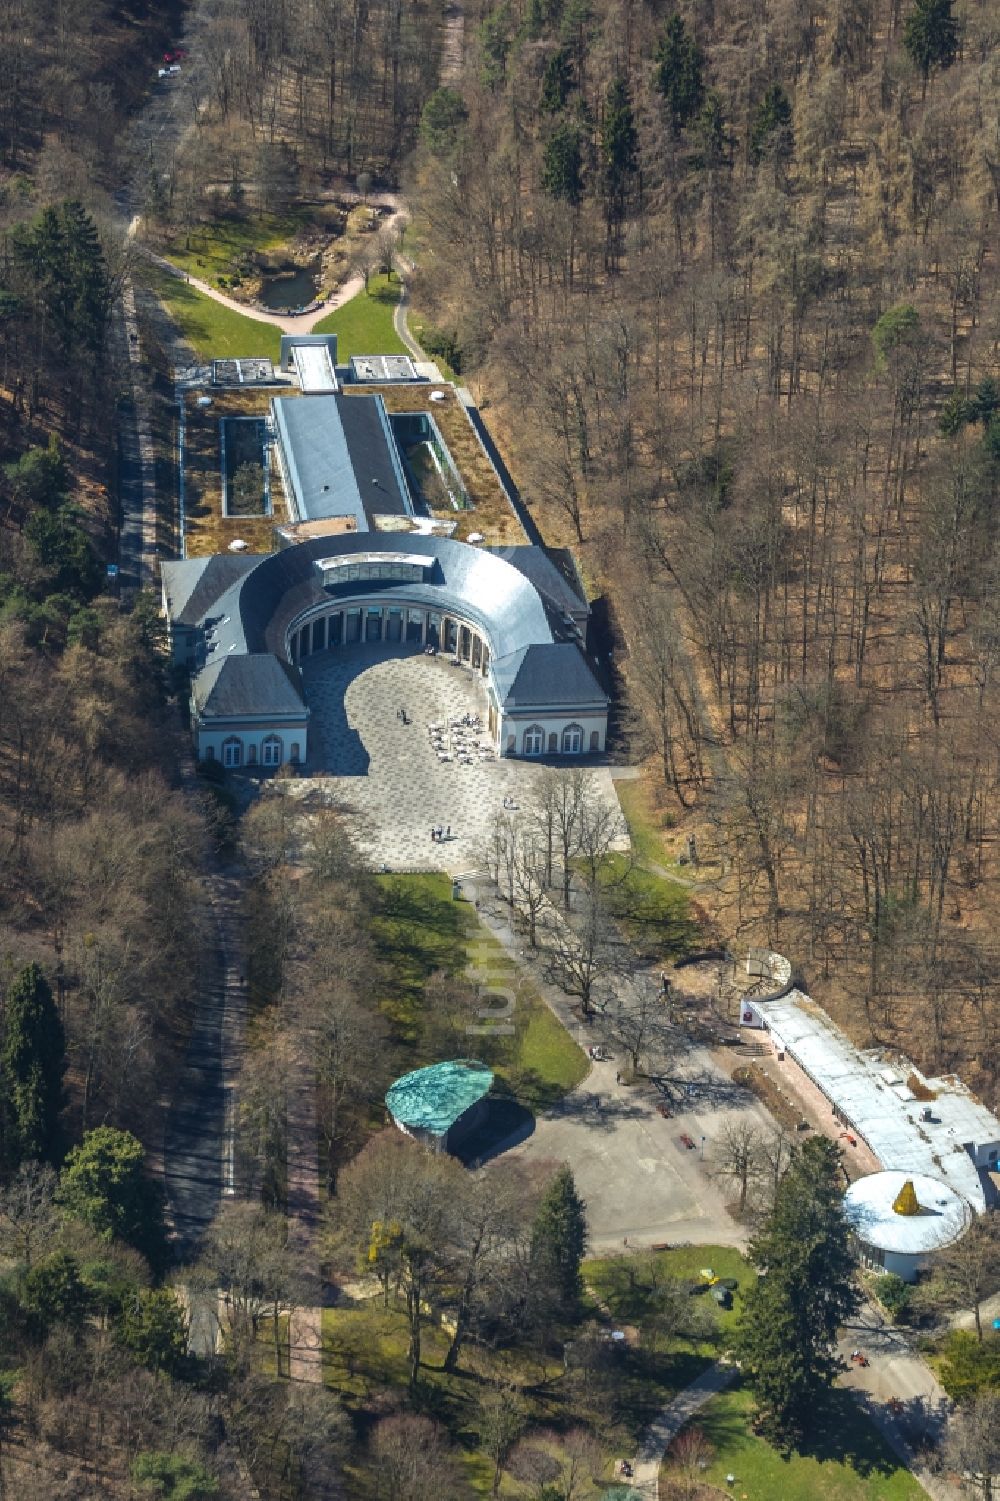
<box><xmin>657</xmin><ymin>1101</ymin><xmax>673</xmax><ymax>1119</ymax></box>
<box><xmin>679</xmin><ymin>1132</ymin><xmax>696</xmax><ymax>1150</ymax></box>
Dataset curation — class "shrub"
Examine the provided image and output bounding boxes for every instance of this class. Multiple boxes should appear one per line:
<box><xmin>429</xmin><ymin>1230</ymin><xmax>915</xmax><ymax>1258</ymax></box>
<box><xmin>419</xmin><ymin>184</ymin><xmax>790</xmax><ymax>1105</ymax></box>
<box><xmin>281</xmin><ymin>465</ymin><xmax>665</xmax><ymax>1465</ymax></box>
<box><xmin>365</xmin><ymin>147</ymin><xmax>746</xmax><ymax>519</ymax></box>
<box><xmin>937</xmin><ymin>1330</ymin><xmax>1000</xmax><ymax>1402</ymax></box>
<box><xmin>874</xmin><ymin>1272</ymin><xmax>912</xmax><ymax>1323</ymax></box>
<box><xmin>132</xmin><ymin>1452</ymin><xmax>218</xmax><ymax>1499</ymax></box>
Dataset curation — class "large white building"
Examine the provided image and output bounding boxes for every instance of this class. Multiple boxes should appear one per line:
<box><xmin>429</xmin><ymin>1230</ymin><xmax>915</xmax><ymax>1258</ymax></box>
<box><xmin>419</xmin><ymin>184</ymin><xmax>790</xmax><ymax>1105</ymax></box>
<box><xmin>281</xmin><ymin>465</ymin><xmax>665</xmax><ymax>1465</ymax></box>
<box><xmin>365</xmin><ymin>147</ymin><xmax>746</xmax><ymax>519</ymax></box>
<box><xmin>742</xmin><ymin>972</ymin><xmax>1000</xmax><ymax>1280</ymax></box>
<box><xmin>161</xmin><ymin>345</ymin><xmax>608</xmax><ymax>771</ymax></box>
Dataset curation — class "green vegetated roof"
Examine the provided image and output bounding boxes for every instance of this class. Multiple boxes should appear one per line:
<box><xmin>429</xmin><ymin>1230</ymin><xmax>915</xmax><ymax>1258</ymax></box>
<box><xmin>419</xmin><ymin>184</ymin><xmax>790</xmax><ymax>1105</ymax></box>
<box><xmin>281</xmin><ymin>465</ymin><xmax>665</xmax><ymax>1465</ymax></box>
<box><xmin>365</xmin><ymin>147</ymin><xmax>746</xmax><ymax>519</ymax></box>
<box><xmin>386</xmin><ymin>1059</ymin><xmax>493</xmax><ymax>1134</ymax></box>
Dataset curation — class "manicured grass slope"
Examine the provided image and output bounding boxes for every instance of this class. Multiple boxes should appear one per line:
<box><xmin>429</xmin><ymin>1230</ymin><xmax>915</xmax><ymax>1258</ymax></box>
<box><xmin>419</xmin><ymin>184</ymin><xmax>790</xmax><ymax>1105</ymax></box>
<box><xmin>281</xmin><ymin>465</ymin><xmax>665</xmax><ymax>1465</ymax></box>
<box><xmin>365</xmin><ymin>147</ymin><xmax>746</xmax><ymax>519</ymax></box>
<box><xmin>143</xmin><ymin>265</ymin><xmax>281</xmax><ymax>362</ymax></box>
<box><xmin>675</xmin><ymin>1385</ymin><xmax>925</xmax><ymax>1501</ymax></box>
<box><xmin>313</xmin><ymin>275</ymin><xmax>407</xmax><ymax>359</ymax></box>
<box><xmin>372</xmin><ymin>873</ymin><xmax>587</xmax><ymax>1111</ymax></box>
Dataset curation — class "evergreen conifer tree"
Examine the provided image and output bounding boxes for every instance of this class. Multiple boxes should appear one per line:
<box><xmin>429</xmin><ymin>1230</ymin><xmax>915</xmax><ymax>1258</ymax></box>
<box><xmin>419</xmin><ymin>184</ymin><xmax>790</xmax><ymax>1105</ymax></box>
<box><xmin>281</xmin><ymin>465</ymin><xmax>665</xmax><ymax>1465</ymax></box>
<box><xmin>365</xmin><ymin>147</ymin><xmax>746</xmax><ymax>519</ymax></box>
<box><xmin>903</xmin><ymin>0</ymin><xmax>959</xmax><ymax>92</ymax></box>
<box><xmin>542</xmin><ymin>123</ymin><xmax>584</xmax><ymax>205</ymax></box>
<box><xmin>655</xmin><ymin>14</ymin><xmax>705</xmax><ymax>134</ymax></box>
<box><xmin>1</xmin><ymin>962</ymin><xmax>65</xmax><ymax>1169</ymax></box>
<box><xmin>531</xmin><ymin>1164</ymin><xmax>587</xmax><ymax>1315</ymax></box>
<box><xmin>733</xmin><ymin>1136</ymin><xmax>859</xmax><ymax>1448</ymax></box>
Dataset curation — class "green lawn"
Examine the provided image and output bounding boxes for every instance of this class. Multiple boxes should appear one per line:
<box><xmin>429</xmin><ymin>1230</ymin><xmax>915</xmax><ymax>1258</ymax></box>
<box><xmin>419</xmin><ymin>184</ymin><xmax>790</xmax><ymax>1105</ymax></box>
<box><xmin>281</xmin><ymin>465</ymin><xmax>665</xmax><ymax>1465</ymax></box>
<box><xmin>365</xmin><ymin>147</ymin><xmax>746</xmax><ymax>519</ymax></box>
<box><xmin>615</xmin><ymin>779</ymin><xmax>683</xmax><ymax>873</ymax></box>
<box><xmin>585</xmin><ymin>1245</ymin><xmax>750</xmax><ymax>1331</ymax></box>
<box><xmin>595</xmin><ymin>855</ymin><xmax>697</xmax><ymax>962</ymax></box>
<box><xmin>159</xmin><ymin>210</ymin><xmax>307</xmax><ymax>285</ymax></box>
<box><xmin>142</xmin><ymin>265</ymin><xmax>281</xmax><ymax>362</ymax></box>
<box><xmin>372</xmin><ymin>874</ymin><xmax>587</xmax><ymax>1113</ymax></box>
<box><xmin>313</xmin><ymin>275</ymin><xmax>407</xmax><ymax>359</ymax></box>
<box><xmin>672</xmin><ymin>1384</ymin><xmax>926</xmax><ymax>1501</ymax></box>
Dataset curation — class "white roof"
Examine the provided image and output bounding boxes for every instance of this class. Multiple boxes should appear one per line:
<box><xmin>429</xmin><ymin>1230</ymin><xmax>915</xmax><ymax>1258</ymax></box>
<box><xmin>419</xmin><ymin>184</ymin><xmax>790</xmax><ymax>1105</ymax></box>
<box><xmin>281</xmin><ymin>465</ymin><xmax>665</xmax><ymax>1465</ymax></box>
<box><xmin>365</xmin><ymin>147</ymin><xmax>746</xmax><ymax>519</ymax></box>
<box><xmin>760</xmin><ymin>990</ymin><xmax>1000</xmax><ymax>1211</ymax></box>
<box><xmin>293</xmin><ymin>342</ymin><xmax>338</xmax><ymax>393</ymax></box>
<box><xmin>844</xmin><ymin>1170</ymin><xmax>971</xmax><ymax>1256</ymax></box>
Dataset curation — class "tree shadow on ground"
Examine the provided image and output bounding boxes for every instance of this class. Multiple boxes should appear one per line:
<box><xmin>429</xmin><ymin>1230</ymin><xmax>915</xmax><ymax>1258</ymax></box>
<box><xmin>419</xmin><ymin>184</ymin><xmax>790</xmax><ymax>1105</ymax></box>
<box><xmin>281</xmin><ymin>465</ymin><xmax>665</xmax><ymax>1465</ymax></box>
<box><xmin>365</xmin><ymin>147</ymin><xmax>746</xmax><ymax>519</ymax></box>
<box><xmin>542</xmin><ymin>1092</ymin><xmax>650</xmax><ymax>1131</ymax></box>
<box><xmin>851</xmin><ymin>1388</ymin><xmax>950</xmax><ymax>1457</ymax></box>
<box><xmin>697</xmin><ymin>1382</ymin><xmax>908</xmax><ymax>1477</ymax></box>
<box><xmin>652</xmin><ymin>1068</ymin><xmax>755</xmax><ymax>1113</ymax></box>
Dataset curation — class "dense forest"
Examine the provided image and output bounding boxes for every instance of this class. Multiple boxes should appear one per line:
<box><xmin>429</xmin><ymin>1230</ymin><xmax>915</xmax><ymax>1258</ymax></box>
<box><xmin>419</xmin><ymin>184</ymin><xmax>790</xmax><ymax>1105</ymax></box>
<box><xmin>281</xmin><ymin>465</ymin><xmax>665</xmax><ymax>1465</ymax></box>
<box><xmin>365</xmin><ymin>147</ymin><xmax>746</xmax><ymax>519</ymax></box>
<box><xmin>409</xmin><ymin>0</ymin><xmax>1000</xmax><ymax>1096</ymax></box>
<box><xmin>3</xmin><ymin>0</ymin><xmax>1000</xmax><ymax>1494</ymax></box>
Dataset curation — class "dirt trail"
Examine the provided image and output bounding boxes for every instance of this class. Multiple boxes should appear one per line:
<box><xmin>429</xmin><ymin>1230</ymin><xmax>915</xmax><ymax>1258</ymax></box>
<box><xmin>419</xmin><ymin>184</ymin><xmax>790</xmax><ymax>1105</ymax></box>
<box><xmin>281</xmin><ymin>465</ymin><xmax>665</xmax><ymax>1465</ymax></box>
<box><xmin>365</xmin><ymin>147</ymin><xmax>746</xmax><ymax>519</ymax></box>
<box><xmin>441</xmin><ymin>2</ymin><xmax>466</xmax><ymax>86</ymax></box>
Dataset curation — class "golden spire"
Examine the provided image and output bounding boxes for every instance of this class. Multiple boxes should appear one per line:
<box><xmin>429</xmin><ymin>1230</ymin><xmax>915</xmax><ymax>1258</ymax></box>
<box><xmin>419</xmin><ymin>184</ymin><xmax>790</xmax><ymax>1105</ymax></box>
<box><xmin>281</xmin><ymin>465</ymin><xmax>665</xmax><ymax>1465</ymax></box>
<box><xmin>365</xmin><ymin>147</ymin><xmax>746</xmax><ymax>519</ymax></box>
<box><xmin>892</xmin><ymin>1179</ymin><xmax>921</xmax><ymax>1216</ymax></box>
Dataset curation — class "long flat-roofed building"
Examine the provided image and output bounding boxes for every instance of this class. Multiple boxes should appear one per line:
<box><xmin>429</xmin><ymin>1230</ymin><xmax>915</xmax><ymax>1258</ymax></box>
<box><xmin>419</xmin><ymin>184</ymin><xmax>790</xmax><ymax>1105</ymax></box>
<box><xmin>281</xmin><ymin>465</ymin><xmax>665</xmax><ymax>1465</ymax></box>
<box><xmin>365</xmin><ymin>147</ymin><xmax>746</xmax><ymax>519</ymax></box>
<box><xmin>742</xmin><ymin>974</ymin><xmax>1000</xmax><ymax>1277</ymax></box>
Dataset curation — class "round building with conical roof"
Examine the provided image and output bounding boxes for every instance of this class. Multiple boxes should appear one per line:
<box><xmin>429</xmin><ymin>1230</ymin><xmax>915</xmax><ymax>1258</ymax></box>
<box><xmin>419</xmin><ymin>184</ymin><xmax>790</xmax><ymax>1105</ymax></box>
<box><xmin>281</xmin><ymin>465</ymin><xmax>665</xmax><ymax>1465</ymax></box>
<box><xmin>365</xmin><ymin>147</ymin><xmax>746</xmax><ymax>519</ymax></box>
<box><xmin>843</xmin><ymin>1169</ymin><xmax>973</xmax><ymax>1282</ymax></box>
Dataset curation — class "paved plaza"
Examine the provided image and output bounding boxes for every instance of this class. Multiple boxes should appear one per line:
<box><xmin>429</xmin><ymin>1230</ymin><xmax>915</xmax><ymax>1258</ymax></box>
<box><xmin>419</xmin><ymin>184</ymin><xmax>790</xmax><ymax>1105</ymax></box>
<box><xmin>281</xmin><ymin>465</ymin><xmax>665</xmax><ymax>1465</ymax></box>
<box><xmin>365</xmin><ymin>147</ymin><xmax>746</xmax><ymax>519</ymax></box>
<box><xmin>293</xmin><ymin>643</ymin><xmax>624</xmax><ymax>872</ymax></box>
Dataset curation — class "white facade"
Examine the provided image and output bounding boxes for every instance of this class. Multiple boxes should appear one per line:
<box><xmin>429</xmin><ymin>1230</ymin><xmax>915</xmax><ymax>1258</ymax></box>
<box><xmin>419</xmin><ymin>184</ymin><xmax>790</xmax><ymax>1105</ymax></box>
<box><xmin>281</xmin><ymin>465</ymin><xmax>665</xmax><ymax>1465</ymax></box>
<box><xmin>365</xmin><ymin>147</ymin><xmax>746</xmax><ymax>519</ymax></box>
<box><xmin>286</xmin><ymin>596</ymin><xmax>607</xmax><ymax>759</ymax></box>
<box><xmin>844</xmin><ymin>1171</ymin><xmax>972</xmax><ymax>1282</ymax></box>
<box><xmin>195</xmin><ymin>717</ymin><xmax>308</xmax><ymax>769</ymax></box>
<box><xmin>498</xmin><ymin>712</ymin><xmax>607</xmax><ymax>758</ymax></box>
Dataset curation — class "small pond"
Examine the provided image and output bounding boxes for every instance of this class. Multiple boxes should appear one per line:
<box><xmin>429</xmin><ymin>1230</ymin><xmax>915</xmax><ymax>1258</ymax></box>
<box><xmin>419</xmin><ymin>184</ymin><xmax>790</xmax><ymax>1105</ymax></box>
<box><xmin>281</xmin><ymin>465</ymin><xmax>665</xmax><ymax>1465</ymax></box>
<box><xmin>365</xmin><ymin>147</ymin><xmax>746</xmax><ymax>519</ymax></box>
<box><xmin>259</xmin><ymin>263</ymin><xmax>319</xmax><ymax>311</ymax></box>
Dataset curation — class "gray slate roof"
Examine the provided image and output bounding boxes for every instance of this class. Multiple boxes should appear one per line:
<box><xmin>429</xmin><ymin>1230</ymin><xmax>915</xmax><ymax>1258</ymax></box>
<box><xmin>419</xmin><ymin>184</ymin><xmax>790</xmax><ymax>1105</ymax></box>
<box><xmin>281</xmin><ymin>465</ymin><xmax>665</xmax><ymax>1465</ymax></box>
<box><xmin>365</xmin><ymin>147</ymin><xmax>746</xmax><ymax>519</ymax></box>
<box><xmin>192</xmin><ymin>654</ymin><xmax>306</xmax><ymax>719</ymax></box>
<box><xmin>493</xmin><ymin>546</ymin><xmax>588</xmax><ymax>622</ymax></box>
<box><xmin>174</xmin><ymin>533</ymin><xmax>606</xmax><ymax>721</ymax></box>
<box><xmin>491</xmin><ymin>643</ymin><xmax>605</xmax><ymax>710</ymax></box>
<box><xmin>160</xmin><ymin>555</ymin><xmax>260</xmax><ymax>627</ymax></box>
<box><xmin>272</xmin><ymin>393</ymin><xmax>410</xmax><ymax>528</ymax></box>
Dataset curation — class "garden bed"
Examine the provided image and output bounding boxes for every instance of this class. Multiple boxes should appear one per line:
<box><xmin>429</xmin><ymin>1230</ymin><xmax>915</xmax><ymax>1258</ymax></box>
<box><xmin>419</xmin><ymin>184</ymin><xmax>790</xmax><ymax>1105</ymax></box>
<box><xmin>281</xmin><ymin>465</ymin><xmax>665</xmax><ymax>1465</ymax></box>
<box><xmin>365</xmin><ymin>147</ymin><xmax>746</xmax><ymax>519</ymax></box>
<box><xmin>182</xmin><ymin>387</ymin><xmax>293</xmax><ymax>556</ymax></box>
<box><xmin>221</xmin><ymin>417</ymin><xmax>269</xmax><ymax>517</ymax></box>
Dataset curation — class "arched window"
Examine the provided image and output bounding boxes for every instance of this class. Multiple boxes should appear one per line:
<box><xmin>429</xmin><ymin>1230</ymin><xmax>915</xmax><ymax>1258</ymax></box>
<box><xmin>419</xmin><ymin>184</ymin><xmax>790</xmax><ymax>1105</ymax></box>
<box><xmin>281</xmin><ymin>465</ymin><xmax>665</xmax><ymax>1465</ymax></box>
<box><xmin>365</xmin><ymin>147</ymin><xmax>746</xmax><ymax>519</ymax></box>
<box><xmin>522</xmin><ymin>725</ymin><xmax>544</xmax><ymax>756</ymax></box>
<box><xmin>262</xmin><ymin>736</ymin><xmax>283</xmax><ymax>767</ymax></box>
<box><xmin>222</xmin><ymin>737</ymin><xmax>243</xmax><ymax>768</ymax></box>
<box><xmin>562</xmin><ymin>724</ymin><xmax>583</xmax><ymax>754</ymax></box>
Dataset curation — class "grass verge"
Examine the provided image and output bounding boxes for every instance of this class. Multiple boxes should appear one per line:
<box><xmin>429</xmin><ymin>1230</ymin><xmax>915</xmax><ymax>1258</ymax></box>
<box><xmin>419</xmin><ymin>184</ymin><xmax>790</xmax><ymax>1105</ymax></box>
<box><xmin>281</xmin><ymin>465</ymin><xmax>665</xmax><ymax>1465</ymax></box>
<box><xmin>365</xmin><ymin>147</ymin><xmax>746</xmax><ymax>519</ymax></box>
<box><xmin>596</xmin><ymin>855</ymin><xmax>698</xmax><ymax>962</ymax></box>
<box><xmin>313</xmin><ymin>275</ymin><xmax>407</xmax><ymax>359</ymax></box>
<box><xmin>142</xmin><ymin>264</ymin><xmax>281</xmax><ymax>362</ymax></box>
<box><xmin>671</xmin><ymin>1383</ymin><xmax>927</xmax><ymax>1501</ymax></box>
<box><xmin>615</xmin><ymin>778</ymin><xmax>684</xmax><ymax>873</ymax></box>
<box><xmin>372</xmin><ymin>873</ymin><xmax>587</xmax><ymax>1113</ymax></box>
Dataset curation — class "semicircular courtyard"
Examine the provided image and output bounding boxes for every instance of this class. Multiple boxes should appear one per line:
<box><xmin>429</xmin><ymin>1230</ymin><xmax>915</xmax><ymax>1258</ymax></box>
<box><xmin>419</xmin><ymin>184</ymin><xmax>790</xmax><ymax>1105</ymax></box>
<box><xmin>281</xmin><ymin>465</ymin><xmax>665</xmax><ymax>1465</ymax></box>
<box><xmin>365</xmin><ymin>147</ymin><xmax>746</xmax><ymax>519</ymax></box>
<box><xmin>292</xmin><ymin>641</ymin><xmax>624</xmax><ymax>873</ymax></box>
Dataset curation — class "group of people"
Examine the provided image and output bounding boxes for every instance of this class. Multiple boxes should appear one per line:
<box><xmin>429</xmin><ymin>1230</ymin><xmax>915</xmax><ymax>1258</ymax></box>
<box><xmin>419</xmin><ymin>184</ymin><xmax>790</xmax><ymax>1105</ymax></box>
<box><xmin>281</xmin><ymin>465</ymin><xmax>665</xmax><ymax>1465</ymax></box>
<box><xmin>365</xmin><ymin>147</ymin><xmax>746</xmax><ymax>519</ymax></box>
<box><xmin>396</xmin><ymin>707</ymin><xmax>410</xmax><ymax>724</ymax></box>
<box><xmin>501</xmin><ymin>794</ymin><xmax>519</xmax><ymax>811</ymax></box>
<box><xmin>430</xmin><ymin>825</ymin><xmax>452</xmax><ymax>843</ymax></box>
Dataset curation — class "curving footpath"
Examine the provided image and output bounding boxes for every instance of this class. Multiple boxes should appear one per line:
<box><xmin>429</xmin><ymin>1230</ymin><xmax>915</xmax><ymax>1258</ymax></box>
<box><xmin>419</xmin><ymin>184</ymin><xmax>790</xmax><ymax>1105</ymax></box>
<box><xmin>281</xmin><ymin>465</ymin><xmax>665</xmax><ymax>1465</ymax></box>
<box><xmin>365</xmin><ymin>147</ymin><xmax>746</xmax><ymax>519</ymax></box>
<box><xmin>135</xmin><ymin>197</ymin><xmax>409</xmax><ymax>337</ymax></box>
<box><xmin>631</xmin><ymin>1361</ymin><xmax>738</xmax><ymax>1498</ymax></box>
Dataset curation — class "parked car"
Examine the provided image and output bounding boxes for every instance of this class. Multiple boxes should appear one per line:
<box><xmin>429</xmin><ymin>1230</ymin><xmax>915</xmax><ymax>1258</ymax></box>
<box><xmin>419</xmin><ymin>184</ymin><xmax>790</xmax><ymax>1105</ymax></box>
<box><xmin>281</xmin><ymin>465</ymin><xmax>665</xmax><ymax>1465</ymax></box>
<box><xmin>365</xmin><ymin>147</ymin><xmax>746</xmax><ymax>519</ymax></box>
<box><xmin>656</xmin><ymin>1101</ymin><xmax>673</xmax><ymax>1118</ymax></box>
<box><xmin>712</xmin><ymin>1286</ymin><xmax>733</xmax><ymax>1309</ymax></box>
<box><xmin>679</xmin><ymin>1132</ymin><xmax>696</xmax><ymax>1150</ymax></box>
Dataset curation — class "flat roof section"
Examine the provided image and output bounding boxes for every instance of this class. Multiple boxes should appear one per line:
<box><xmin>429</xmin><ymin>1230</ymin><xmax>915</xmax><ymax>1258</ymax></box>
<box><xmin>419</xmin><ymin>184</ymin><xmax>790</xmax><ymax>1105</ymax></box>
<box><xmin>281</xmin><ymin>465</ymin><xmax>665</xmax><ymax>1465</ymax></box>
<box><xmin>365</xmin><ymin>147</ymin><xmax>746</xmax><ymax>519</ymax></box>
<box><xmin>756</xmin><ymin>990</ymin><xmax>1000</xmax><ymax>1211</ymax></box>
<box><xmin>293</xmin><ymin>342</ymin><xmax>338</xmax><ymax>393</ymax></box>
<box><xmin>316</xmin><ymin>551</ymin><xmax>431</xmax><ymax>573</ymax></box>
<box><xmin>271</xmin><ymin>393</ymin><xmax>411</xmax><ymax>530</ymax></box>
<box><xmin>350</xmin><ymin>354</ymin><xmax>419</xmax><ymax>383</ymax></box>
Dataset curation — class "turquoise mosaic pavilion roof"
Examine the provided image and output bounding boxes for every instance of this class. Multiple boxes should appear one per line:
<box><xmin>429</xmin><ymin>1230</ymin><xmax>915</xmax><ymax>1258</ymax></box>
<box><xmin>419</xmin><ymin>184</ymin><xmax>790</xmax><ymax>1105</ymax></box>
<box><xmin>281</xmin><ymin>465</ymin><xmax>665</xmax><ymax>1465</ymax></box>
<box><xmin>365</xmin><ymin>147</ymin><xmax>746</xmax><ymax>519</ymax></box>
<box><xmin>386</xmin><ymin>1059</ymin><xmax>493</xmax><ymax>1135</ymax></box>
